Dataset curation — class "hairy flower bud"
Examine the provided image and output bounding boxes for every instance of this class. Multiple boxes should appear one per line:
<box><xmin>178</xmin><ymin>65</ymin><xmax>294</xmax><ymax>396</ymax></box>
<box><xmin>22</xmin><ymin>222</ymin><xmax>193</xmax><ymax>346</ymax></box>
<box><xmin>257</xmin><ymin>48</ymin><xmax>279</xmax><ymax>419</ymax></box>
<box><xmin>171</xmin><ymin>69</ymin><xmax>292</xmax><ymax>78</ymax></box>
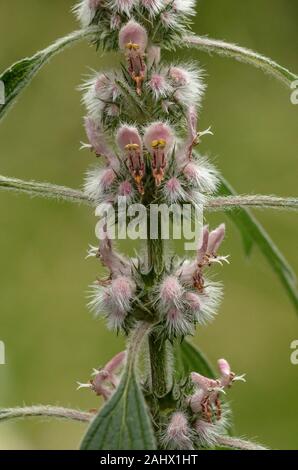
<box><xmin>163</xmin><ymin>412</ymin><xmax>193</xmax><ymax>450</ymax></box>
<box><xmin>169</xmin><ymin>65</ymin><xmax>205</xmax><ymax>108</ymax></box>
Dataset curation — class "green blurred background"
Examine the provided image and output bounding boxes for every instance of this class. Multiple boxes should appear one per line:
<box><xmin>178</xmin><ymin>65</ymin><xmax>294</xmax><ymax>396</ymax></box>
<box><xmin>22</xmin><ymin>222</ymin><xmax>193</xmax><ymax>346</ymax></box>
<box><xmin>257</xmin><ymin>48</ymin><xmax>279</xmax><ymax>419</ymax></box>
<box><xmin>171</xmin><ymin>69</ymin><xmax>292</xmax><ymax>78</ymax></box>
<box><xmin>0</xmin><ymin>0</ymin><xmax>297</xmax><ymax>450</ymax></box>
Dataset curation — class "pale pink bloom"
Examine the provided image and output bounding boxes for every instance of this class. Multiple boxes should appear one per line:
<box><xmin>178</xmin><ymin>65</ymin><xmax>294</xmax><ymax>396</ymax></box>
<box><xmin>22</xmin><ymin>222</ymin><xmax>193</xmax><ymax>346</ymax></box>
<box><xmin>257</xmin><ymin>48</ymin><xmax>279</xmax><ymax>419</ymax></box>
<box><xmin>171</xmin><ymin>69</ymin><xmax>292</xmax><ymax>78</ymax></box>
<box><xmin>98</xmin><ymin>235</ymin><xmax>132</xmax><ymax>278</ymax></box>
<box><xmin>82</xmin><ymin>72</ymin><xmax>120</xmax><ymax>120</ymax></box>
<box><xmin>117</xmin><ymin>125</ymin><xmax>145</xmax><ymax>193</ymax></box>
<box><xmin>190</xmin><ymin>360</ymin><xmax>245</xmax><ymax>422</ymax></box>
<box><xmin>169</xmin><ymin>65</ymin><xmax>205</xmax><ymax>107</ymax></box>
<box><xmin>109</xmin><ymin>276</ymin><xmax>136</xmax><ymax>314</ymax></box>
<box><xmin>217</xmin><ymin>358</ymin><xmax>246</xmax><ymax>388</ymax></box>
<box><xmin>84</xmin><ymin>117</ymin><xmax>116</xmax><ymax>164</ymax></box>
<box><xmin>119</xmin><ymin>21</ymin><xmax>148</xmax><ymax>94</ymax></box>
<box><xmin>141</xmin><ymin>0</ymin><xmax>164</xmax><ymax>16</ymax></box>
<box><xmin>77</xmin><ymin>351</ymin><xmax>126</xmax><ymax>399</ymax></box>
<box><xmin>159</xmin><ymin>275</ymin><xmax>184</xmax><ymax>309</ymax></box>
<box><xmin>110</xmin><ymin>0</ymin><xmax>136</xmax><ymax>16</ymax></box>
<box><xmin>182</xmin><ymin>158</ymin><xmax>219</xmax><ymax>194</ymax></box>
<box><xmin>117</xmin><ymin>124</ymin><xmax>143</xmax><ymax>150</ymax></box>
<box><xmin>166</xmin><ymin>307</ymin><xmax>193</xmax><ymax>336</ymax></box>
<box><xmin>119</xmin><ymin>20</ymin><xmax>148</xmax><ymax>52</ymax></box>
<box><xmin>143</xmin><ymin>122</ymin><xmax>174</xmax><ymax>185</ymax></box>
<box><xmin>184</xmin><ymin>291</ymin><xmax>201</xmax><ymax>311</ymax></box>
<box><xmin>147</xmin><ymin>73</ymin><xmax>171</xmax><ymax>100</ymax></box>
<box><xmin>186</xmin><ymin>105</ymin><xmax>198</xmax><ymax>146</ymax></box>
<box><xmin>84</xmin><ymin>167</ymin><xmax>116</xmax><ymax>203</ymax></box>
<box><xmin>100</xmin><ymin>168</ymin><xmax>117</xmax><ymax>190</ymax></box>
<box><xmin>147</xmin><ymin>45</ymin><xmax>161</xmax><ymax>68</ymax></box>
<box><xmin>163</xmin><ymin>412</ymin><xmax>193</xmax><ymax>450</ymax></box>
<box><xmin>163</xmin><ymin>177</ymin><xmax>187</xmax><ymax>203</ymax></box>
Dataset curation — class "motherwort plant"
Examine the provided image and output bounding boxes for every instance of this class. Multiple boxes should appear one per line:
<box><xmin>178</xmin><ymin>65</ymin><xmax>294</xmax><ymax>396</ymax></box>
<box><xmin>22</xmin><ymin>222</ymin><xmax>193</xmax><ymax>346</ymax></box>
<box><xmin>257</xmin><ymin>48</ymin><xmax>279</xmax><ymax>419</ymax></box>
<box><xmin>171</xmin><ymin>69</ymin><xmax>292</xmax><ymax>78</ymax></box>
<box><xmin>0</xmin><ymin>1</ymin><xmax>297</xmax><ymax>451</ymax></box>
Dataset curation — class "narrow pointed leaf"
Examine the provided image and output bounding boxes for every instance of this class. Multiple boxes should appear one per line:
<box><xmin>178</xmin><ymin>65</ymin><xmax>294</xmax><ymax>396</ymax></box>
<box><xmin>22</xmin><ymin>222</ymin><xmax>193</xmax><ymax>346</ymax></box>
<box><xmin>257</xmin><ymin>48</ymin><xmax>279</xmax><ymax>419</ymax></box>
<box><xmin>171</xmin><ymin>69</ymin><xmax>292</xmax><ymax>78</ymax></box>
<box><xmin>80</xmin><ymin>323</ymin><xmax>156</xmax><ymax>450</ymax></box>
<box><xmin>183</xmin><ymin>35</ymin><xmax>298</xmax><ymax>88</ymax></box>
<box><xmin>0</xmin><ymin>27</ymin><xmax>97</xmax><ymax>121</ymax></box>
<box><xmin>218</xmin><ymin>177</ymin><xmax>298</xmax><ymax>313</ymax></box>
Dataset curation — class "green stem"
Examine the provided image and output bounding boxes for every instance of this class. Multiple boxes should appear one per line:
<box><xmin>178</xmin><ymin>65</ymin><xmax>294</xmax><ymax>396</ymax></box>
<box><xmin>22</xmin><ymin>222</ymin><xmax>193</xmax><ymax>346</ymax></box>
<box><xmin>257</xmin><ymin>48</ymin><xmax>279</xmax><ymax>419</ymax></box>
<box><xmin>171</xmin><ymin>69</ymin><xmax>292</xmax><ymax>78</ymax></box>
<box><xmin>147</xmin><ymin>232</ymin><xmax>169</xmax><ymax>399</ymax></box>
<box><xmin>148</xmin><ymin>331</ymin><xmax>169</xmax><ymax>399</ymax></box>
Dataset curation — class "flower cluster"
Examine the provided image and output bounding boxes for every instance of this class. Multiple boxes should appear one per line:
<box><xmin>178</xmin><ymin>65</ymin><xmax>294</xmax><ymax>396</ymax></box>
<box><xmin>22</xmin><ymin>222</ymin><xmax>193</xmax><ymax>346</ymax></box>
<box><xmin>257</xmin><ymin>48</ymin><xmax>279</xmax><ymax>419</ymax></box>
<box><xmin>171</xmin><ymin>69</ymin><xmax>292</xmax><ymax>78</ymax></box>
<box><xmin>162</xmin><ymin>359</ymin><xmax>245</xmax><ymax>450</ymax></box>
<box><xmin>87</xmin><ymin>223</ymin><xmax>227</xmax><ymax>337</ymax></box>
<box><xmin>156</xmin><ymin>224</ymin><xmax>228</xmax><ymax>337</ymax></box>
<box><xmin>74</xmin><ymin>0</ymin><xmax>197</xmax><ymax>50</ymax></box>
<box><xmin>75</xmin><ymin>2</ymin><xmax>228</xmax><ymax>338</ymax></box>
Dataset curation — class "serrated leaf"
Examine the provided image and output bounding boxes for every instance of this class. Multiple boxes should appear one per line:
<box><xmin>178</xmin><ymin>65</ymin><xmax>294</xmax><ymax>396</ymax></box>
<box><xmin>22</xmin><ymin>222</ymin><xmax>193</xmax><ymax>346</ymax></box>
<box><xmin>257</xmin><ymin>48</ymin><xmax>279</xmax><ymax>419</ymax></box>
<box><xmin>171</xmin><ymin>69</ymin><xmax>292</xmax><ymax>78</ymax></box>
<box><xmin>80</xmin><ymin>323</ymin><xmax>156</xmax><ymax>450</ymax></box>
<box><xmin>0</xmin><ymin>28</ymin><xmax>96</xmax><ymax>121</ymax></box>
<box><xmin>218</xmin><ymin>177</ymin><xmax>298</xmax><ymax>314</ymax></box>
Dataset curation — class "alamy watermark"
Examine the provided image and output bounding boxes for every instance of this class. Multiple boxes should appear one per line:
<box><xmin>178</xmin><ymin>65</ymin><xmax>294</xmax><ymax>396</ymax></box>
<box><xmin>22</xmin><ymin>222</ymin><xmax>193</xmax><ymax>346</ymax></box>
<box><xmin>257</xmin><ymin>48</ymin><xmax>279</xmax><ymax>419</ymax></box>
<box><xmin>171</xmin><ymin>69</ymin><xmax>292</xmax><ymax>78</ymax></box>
<box><xmin>95</xmin><ymin>197</ymin><xmax>203</xmax><ymax>251</ymax></box>
<box><xmin>0</xmin><ymin>341</ymin><xmax>5</xmax><ymax>365</ymax></box>
<box><xmin>290</xmin><ymin>340</ymin><xmax>298</xmax><ymax>365</ymax></box>
<box><xmin>290</xmin><ymin>80</ymin><xmax>298</xmax><ymax>105</ymax></box>
<box><xmin>0</xmin><ymin>80</ymin><xmax>5</xmax><ymax>105</ymax></box>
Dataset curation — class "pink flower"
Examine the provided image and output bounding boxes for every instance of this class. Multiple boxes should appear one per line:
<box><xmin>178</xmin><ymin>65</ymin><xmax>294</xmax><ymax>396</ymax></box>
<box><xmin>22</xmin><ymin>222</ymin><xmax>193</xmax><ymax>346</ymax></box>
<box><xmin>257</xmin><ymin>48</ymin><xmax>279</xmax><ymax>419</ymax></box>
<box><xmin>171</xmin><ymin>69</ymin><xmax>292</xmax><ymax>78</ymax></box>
<box><xmin>98</xmin><ymin>234</ymin><xmax>132</xmax><ymax>278</ymax></box>
<box><xmin>190</xmin><ymin>360</ymin><xmax>245</xmax><ymax>422</ymax></box>
<box><xmin>192</xmin><ymin>224</ymin><xmax>228</xmax><ymax>291</ymax></box>
<box><xmin>147</xmin><ymin>73</ymin><xmax>170</xmax><ymax>100</ymax></box>
<box><xmin>119</xmin><ymin>20</ymin><xmax>148</xmax><ymax>95</ymax></box>
<box><xmin>159</xmin><ymin>275</ymin><xmax>184</xmax><ymax>309</ymax></box>
<box><xmin>163</xmin><ymin>177</ymin><xmax>186</xmax><ymax>203</ymax></box>
<box><xmin>84</xmin><ymin>117</ymin><xmax>116</xmax><ymax>164</ymax></box>
<box><xmin>117</xmin><ymin>125</ymin><xmax>145</xmax><ymax>194</ymax></box>
<box><xmin>77</xmin><ymin>351</ymin><xmax>126</xmax><ymax>400</ymax></box>
<box><xmin>182</xmin><ymin>158</ymin><xmax>219</xmax><ymax>194</ymax></box>
<box><xmin>163</xmin><ymin>412</ymin><xmax>193</xmax><ymax>450</ymax></box>
<box><xmin>169</xmin><ymin>65</ymin><xmax>205</xmax><ymax>107</ymax></box>
<box><xmin>143</xmin><ymin>122</ymin><xmax>174</xmax><ymax>186</ymax></box>
<box><xmin>166</xmin><ymin>307</ymin><xmax>192</xmax><ymax>337</ymax></box>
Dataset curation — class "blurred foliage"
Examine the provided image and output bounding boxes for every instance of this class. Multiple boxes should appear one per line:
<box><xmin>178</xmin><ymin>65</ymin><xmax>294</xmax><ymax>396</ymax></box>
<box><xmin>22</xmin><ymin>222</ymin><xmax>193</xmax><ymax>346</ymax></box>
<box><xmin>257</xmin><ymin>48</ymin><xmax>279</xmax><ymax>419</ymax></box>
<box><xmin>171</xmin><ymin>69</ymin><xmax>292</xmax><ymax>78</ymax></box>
<box><xmin>0</xmin><ymin>0</ymin><xmax>297</xmax><ymax>450</ymax></box>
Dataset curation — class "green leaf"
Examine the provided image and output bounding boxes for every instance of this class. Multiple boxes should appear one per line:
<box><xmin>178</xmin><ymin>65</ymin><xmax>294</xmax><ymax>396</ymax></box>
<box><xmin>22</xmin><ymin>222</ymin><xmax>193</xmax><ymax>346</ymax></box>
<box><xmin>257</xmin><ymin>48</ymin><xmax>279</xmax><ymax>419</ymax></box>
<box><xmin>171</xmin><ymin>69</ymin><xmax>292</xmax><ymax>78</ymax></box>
<box><xmin>80</xmin><ymin>323</ymin><xmax>156</xmax><ymax>450</ymax></box>
<box><xmin>218</xmin><ymin>178</ymin><xmax>298</xmax><ymax>314</ymax></box>
<box><xmin>183</xmin><ymin>35</ymin><xmax>298</xmax><ymax>89</ymax></box>
<box><xmin>176</xmin><ymin>340</ymin><xmax>216</xmax><ymax>378</ymax></box>
<box><xmin>0</xmin><ymin>27</ymin><xmax>97</xmax><ymax>121</ymax></box>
